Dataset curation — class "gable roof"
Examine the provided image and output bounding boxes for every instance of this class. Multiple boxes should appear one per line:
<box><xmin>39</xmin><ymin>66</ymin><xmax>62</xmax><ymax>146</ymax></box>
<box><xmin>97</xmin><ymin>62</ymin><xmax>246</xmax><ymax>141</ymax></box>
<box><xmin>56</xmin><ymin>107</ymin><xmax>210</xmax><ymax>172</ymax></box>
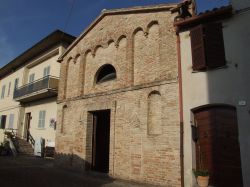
<box><xmin>0</xmin><ymin>30</ymin><xmax>76</xmax><ymax>79</ymax></box>
<box><xmin>58</xmin><ymin>3</ymin><xmax>177</xmax><ymax>62</ymax></box>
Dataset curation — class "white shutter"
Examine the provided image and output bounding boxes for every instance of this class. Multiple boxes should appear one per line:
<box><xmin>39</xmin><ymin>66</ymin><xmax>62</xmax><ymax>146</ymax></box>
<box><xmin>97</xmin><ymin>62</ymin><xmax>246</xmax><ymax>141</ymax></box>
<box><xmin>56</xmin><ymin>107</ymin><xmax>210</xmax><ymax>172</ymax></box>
<box><xmin>8</xmin><ymin>114</ymin><xmax>14</xmax><ymax>129</ymax></box>
<box><xmin>1</xmin><ymin>85</ymin><xmax>6</xmax><ymax>99</ymax></box>
<box><xmin>38</xmin><ymin>111</ymin><xmax>46</xmax><ymax>128</ymax></box>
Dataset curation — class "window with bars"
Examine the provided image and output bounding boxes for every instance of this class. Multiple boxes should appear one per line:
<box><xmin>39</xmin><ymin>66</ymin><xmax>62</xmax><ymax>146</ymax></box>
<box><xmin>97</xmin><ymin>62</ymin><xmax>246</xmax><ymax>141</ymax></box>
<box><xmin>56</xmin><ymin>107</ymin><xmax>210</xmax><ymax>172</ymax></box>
<box><xmin>43</xmin><ymin>66</ymin><xmax>51</xmax><ymax>77</ymax></box>
<box><xmin>190</xmin><ymin>22</ymin><xmax>226</xmax><ymax>71</ymax></box>
<box><xmin>38</xmin><ymin>110</ymin><xmax>46</xmax><ymax>128</ymax></box>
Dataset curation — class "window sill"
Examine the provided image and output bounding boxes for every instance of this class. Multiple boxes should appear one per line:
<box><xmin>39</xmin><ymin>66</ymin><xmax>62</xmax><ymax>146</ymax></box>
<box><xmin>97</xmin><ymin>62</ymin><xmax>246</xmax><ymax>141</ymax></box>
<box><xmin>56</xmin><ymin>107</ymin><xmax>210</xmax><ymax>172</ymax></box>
<box><xmin>36</xmin><ymin>128</ymin><xmax>46</xmax><ymax>130</ymax></box>
<box><xmin>191</xmin><ymin>65</ymin><xmax>228</xmax><ymax>73</ymax></box>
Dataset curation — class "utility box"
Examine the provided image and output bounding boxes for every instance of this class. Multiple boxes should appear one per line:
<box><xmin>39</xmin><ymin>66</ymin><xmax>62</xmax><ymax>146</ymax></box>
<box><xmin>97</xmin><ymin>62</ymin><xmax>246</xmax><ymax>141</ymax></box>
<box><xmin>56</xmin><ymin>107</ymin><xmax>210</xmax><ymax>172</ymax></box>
<box><xmin>34</xmin><ymin>137</ymin><xmax>45</xmax><ymax>157</ymax></box>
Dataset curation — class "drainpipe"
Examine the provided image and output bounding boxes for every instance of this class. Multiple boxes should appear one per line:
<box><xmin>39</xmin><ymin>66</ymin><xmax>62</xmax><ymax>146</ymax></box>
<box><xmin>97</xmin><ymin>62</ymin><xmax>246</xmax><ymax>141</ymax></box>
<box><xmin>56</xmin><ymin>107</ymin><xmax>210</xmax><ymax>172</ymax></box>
<box><xmin>176</xmin><ymin>32</ymin><xmax>184</xmax><ymax>187</ymax></box>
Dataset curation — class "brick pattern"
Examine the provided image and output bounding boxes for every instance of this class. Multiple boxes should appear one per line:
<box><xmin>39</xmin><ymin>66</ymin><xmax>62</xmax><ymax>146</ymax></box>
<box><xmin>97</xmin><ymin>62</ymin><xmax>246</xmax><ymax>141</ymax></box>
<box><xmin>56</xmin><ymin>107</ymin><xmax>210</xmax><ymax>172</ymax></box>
<box><xmin>56</xmin><ymin>10</ymin><xmax>180</xmax><ymax>186</ymax></box>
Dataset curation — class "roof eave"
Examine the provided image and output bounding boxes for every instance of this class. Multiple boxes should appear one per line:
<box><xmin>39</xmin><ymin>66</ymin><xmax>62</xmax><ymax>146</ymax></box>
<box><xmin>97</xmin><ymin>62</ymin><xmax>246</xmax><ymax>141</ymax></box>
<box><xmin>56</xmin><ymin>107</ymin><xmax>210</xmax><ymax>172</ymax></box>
<box><xmin>174</xmin><ymin>5</ymin><xmax>233</xmax><ymax>31</ymax></box>
<box><xmin>0</xmin><ymin>30</ymin><xmax>76</xmax><ymax>79</ymax></box>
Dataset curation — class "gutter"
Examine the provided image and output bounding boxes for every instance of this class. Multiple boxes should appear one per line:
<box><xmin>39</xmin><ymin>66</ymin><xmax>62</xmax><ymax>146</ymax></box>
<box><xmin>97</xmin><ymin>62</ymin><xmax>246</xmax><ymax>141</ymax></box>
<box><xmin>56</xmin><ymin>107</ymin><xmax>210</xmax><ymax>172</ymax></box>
<box><xmin>177</xmin><ymin>33</ymin><xmax>184</xmax><ymax>187</ymax></box>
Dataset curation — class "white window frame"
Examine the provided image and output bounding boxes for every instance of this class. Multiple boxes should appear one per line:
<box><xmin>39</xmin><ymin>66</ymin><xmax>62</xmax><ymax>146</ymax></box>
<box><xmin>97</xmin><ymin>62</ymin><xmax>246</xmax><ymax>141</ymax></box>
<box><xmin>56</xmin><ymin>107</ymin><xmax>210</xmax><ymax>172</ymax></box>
<box><xmin>29</xmin><ymin>73</ymin><xmax>35</xmax><ymax>83</ymax></box>
<box><xmin>38</xmin><ymin>110</ymin><xmax>46</xmax><ymax>128</ymax></box>
<box><xmin>43</xmin><ymin>66</ymin><xmax>50</xmax><ymax>77</ymax></box>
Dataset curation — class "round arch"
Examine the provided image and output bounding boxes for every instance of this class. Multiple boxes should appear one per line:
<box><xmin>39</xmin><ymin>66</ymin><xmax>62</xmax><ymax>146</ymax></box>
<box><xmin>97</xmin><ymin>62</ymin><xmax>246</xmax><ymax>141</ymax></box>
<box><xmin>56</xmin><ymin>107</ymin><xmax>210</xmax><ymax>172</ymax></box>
<box><xmin>95</xmin><ymin>64</ymin><xmax>117</xmax><ymax>84</ymax></box>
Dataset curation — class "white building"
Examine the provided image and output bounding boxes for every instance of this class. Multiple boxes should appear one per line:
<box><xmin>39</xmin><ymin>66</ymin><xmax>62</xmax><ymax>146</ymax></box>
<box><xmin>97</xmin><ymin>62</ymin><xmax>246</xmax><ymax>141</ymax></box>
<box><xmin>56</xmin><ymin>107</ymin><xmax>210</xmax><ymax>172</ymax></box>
<box><xmin>175</xmin><ymin>0</ymin><xmax>250</xmax><ymax>186</ymax></box>
<box><xmin>0</xmin><ymin>30</ymin><xmax>75</xmax><ymax>152</ymax></box>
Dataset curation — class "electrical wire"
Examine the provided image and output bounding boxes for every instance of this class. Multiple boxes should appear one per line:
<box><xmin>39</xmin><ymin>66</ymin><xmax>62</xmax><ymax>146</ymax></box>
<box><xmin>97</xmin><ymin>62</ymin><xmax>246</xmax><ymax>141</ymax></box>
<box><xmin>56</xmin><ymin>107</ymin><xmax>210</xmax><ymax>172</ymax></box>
<box><xmin>61</xmin><ymin>0</ymin><xmax>76</xmax><ymax>40</ymax></box>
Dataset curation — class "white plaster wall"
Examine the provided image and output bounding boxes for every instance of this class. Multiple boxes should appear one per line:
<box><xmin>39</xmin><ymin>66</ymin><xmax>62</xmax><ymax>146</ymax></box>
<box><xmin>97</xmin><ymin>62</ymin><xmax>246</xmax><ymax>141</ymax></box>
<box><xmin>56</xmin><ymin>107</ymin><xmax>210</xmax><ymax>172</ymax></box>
<box><xmin>24</xmin><ymin>97</ymin><xmax>57</xmax><ymax>146</ymax></box>
<box><xmin>180</xmin><ymin>10</ymin><xmax>250</xmax><ymax>187</ymax></box>
<box><xmin>231</xmin><ymin>0</ymin><xmax>250</xmax><ymax>10</ymax></box>
<box><xmin>0</xmin><ymin>67</ymin><xmax>24</xmax><ymax>143</ymax></box>
<box><xmin>27</xmin><ymin>50</ymin><xmax>61</xmax><ymax>82</ymax></box>
<box><xmin>0</xmin><ymin>129</ymin><xmax>4</xmax><ymax>143</ymax></box>
<box><xmin>0</xmin><ymin>67</ymin><xmax>24</xmax><ymax>109</ymax></box>
<box><xmin>0</xmin><ymin>45</ymin><xmax>65</xmax><ymax>144</ymax></box>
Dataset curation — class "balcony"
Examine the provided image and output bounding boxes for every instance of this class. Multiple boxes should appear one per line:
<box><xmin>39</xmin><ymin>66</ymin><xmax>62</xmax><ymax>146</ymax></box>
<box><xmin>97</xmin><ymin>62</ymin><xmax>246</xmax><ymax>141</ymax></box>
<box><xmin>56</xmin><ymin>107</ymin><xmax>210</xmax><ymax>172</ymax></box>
<box><xmin>13</xmin><ymin>76</ymin><xmax>59</xmax><ymax>103</ymax></box>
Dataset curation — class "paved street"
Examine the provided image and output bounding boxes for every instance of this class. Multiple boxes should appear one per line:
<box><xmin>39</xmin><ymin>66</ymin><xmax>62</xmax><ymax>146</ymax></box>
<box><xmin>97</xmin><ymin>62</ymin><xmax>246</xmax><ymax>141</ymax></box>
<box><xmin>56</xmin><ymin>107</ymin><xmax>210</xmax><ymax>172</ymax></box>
<box><xmin>0</xmin><ymin>156</ymin><xmax>156</xmax><ymax>187</ymax></box>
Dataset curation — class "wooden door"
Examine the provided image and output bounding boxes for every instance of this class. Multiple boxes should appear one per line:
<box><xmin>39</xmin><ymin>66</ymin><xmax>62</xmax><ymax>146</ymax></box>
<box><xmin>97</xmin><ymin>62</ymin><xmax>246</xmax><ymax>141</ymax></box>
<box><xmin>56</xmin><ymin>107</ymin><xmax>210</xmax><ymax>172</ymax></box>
<box><xmin>25</xmin><ymin>113</ymin><xmax>31</xmax><ymax>140</ymax></box>
<box><xmin>194</xmin><ymin>105</ymin><xmax>243</xmax><ymax>187</ymax></box>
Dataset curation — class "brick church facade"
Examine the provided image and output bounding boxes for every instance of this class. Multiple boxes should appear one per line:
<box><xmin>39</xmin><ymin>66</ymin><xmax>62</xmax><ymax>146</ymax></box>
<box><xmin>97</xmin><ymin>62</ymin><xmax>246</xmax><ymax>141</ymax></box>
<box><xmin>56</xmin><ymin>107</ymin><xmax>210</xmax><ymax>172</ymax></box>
<box><xmin>55</xmin><ymin>4</ymin><xmax>181</xmax><ymax>186</ymax></box>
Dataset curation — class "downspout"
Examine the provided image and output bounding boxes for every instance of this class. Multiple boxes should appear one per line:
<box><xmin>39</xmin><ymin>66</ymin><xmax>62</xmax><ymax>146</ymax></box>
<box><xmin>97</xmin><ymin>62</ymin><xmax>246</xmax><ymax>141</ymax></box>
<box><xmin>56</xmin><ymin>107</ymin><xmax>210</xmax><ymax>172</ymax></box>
<box><xmin>176</xmin><ymin>31</ymin><xmax>184</xmax><ymax>187</ymax></box>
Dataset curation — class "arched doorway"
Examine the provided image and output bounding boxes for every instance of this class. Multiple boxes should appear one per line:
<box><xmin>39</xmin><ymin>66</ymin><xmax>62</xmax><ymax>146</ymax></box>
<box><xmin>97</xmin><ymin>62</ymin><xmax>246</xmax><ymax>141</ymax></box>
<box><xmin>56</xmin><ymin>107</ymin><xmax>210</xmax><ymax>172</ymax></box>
<box><xmin>192</xmin><ymin>104</ymin><xmax>243</xmax><ymax>187</ymax></box>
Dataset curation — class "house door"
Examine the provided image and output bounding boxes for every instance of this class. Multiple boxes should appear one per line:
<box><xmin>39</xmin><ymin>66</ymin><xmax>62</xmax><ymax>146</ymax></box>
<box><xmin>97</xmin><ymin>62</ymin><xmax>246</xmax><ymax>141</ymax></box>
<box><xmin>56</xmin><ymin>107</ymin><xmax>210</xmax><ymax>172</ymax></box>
<box><xmin>193</xmin><ymin>105</ymin><xmax>243</xmax><ymax>187</ymax></box>
<box><xmin>24</xmin><ymin>113</ymin><xmax>31</xmax><ymax>141</ymax></box>
<box><xmin>91</xmin><ymin>110</ymin><xmax>110</xmax><ymax>173</ymax></box>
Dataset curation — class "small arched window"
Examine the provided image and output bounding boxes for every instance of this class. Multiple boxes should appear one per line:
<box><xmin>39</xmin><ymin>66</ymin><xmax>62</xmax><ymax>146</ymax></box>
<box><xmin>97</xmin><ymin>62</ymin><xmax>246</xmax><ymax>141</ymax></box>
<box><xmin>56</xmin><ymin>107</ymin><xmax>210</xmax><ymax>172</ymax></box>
<box><xmin>96</xmin><ymin>64</ymin><xmax>116</xmax><ymax>84</ymax></box>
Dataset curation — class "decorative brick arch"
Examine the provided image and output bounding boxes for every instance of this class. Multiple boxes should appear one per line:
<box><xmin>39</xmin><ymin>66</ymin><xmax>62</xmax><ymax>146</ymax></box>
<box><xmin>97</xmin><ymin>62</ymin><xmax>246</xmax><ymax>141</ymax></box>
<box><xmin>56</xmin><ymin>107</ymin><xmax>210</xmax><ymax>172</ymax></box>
<box><xmin>147</xmin><ymin>90</ymin><xmax>162</xmax><ymax>135</ymax></box>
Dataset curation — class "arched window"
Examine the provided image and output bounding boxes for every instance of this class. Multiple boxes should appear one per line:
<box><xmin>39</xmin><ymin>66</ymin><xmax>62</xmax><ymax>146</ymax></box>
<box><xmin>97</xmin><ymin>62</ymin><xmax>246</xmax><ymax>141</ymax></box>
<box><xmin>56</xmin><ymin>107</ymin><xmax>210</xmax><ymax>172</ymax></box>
<box><xmin>95</xmin><ymin>64</ymin><xmax>116</xmax><ymax>84</ymax></box>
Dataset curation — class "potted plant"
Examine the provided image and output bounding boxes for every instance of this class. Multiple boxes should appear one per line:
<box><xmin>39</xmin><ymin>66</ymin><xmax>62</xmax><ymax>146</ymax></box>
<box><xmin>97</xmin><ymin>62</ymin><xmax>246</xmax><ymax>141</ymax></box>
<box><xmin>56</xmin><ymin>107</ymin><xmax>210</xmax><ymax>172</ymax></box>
<box><xmin>193</xmin><ymin>169</ymin><xmax>209</xmax><ymax>187</ymax></box>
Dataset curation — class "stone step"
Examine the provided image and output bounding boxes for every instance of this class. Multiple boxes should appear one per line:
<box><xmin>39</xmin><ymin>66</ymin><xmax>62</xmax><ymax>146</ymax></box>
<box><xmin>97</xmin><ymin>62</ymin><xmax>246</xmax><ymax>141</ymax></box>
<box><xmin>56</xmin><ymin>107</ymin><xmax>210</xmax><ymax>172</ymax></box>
<box><xmin>15</xmin><ymin>138</ymin><xmax>34</xmax><ymax>156</ymax></box>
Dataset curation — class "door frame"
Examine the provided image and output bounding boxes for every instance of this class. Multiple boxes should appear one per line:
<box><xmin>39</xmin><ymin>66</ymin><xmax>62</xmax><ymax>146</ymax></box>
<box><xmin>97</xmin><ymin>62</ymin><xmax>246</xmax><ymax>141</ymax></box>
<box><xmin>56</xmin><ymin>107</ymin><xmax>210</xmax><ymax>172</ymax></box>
<box><xmin>24</xmin><ymin>112</ymin><xmax>31</xmax><ymax>140</ymax></box>
<box><xmin>85</xmin><ymin>102</ymin><xmax>115</xmax><ymax>175</ymax></box>
<box><xmin>91</xmin><ymin>109</ymin><xmax>111</xmax><ymax>173</ymax></box>
<box><xmin>191</xmin><ymin>104</ymin><xmax>243</xmax><ymax>186</ymax></box>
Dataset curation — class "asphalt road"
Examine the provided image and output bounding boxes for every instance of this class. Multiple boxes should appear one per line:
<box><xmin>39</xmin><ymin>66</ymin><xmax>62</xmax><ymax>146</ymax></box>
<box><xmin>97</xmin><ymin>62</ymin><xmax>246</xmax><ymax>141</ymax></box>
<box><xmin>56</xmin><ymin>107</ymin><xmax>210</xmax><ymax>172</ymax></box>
<box><xmin>0</xmin><ymin>156</ymin><xmax>156</xmax><ymax>187</ymax></box>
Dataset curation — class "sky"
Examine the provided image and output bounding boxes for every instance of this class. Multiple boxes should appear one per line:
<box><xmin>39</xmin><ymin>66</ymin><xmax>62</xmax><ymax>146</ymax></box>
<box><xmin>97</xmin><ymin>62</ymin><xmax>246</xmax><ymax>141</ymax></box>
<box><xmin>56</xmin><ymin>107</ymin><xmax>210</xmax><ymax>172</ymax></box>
<box><xmin>0</xmin><ymin>0</ymin><xmax>229</xmax><ymax>67</ymax></box>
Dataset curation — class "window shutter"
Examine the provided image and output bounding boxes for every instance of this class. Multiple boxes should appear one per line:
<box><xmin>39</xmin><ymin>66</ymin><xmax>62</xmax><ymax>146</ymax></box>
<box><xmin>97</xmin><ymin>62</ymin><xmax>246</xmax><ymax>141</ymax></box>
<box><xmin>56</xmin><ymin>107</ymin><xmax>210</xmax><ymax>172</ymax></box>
<box><xmin>38</xmin><ymin>111</ymin><xmax>42</xmax><ymax>128</ymax></box>
<box><xmin>190</xmin><ymin>25</ymin><xmax>206</xmax><ymax>71</ymax></box>
<box><xmin>29</xmin><ymin>74</ymin><xmax>35</xmax><ymax>83</ymax></box>
<box><xmin>44</xmin><ymin>66</ymin><xmax>51</xmax><ymax>77</ymax></box>
<box><xmin>43</xmin><ymin>68</ymin><xmax>46</xmax><ymax>77</ymax></box>
<box><xmin>1</xmin><ymin>85</ymin><xmax>6</xmax><ymax>99</ymax></box>
<box><xmin>8</xmin><ymin>82</ymin><xmax>11</xmax><ymax>96</ymax></box>
<box><xmin>47</xmin><ymin>66</ymin><xmax>50</xmax><ymax>76</ymax></box>
<box><xmin>0</xmin><ymin>115</ymin><xmax>7</xmax><ymax>129</ymax></box>
<box><xmin>0</xmin><ymin>116</ymin><xmax>2</xmax><ymax>129</ymax></box>
<box><xmin>38</xmin><ymin>110</ymin><xmax>46</xmax><ymax>128</ymax></box>
<box><xmin>9</xmin><ymin>114</ymin><xmax>14</xmax><ymax>129</ymax></box>
<box><xmin>204</xmin><ymin>22</ymin><xmax>226</xmax><ymax>68</ymax></box>
<box><xmin>15</xmin><ymin>78</ymin><xmax>19</xmax><ymax>88</ymax></box>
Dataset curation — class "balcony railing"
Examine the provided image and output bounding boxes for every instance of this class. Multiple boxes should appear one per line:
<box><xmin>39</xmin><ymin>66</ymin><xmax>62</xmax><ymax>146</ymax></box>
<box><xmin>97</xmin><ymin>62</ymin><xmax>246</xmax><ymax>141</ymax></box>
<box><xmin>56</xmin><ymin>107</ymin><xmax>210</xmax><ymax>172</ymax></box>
<box><xmin>13</xmin><ymin>76</ymin><xmax>59</xmax><ymax>100</ymax></box>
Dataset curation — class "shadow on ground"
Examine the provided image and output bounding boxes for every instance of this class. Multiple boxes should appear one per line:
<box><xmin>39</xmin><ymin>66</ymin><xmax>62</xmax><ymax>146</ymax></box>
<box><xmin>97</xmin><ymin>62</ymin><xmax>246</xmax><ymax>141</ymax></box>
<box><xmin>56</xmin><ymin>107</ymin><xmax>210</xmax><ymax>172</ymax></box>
<box><xmin>0</xmin><ymin>155</ymin><xmax>113</xmax><ymax>187</ymax></box>
<box><xmin>0</xmin><ymin>155</ymin><xmax>153</xmax><ymax>187</ymax></box>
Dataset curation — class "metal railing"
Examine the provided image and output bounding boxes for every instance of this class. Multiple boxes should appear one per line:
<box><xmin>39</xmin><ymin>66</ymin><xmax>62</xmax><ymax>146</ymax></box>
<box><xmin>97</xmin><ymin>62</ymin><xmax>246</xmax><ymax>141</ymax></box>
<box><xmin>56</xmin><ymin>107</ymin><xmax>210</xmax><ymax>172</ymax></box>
<box><xmin>27</xmin><ymin>130</ymin><xmax>35</xmax><ymax>146</ymax></box>
<box><xmin>13</xmin><ymin>76</ymin><xmax>59</xmax><ymax>99</ymax></box>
